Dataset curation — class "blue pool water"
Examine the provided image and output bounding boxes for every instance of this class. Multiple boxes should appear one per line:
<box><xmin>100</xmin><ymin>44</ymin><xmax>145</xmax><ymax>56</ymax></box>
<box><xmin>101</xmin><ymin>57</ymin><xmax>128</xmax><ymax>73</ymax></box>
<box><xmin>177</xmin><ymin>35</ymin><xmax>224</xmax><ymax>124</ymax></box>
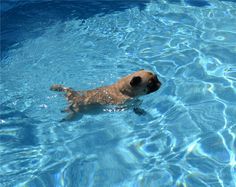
<box><xmin>1</xmin><ymin>0</ymin><xmax>236</xmax><ymax>186</ymax></box>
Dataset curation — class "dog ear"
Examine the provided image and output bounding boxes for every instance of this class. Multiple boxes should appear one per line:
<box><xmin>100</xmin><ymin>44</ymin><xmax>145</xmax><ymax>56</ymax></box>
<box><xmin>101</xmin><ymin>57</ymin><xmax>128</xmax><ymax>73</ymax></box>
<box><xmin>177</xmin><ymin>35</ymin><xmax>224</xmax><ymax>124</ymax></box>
<box><xmin>130</xmin><ymin>76</ymin><xmax>142</xmax><ymax>87</ymax></box>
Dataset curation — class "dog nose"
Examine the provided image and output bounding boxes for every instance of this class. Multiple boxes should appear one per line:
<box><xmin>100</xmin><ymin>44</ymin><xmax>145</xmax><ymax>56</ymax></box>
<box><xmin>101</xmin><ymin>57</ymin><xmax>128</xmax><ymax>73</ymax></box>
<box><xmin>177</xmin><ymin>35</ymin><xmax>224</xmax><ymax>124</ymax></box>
<box><xmin>157</xmin><ymin>81</ymin><xmax>161</xmax><ymax>88</ymax></box>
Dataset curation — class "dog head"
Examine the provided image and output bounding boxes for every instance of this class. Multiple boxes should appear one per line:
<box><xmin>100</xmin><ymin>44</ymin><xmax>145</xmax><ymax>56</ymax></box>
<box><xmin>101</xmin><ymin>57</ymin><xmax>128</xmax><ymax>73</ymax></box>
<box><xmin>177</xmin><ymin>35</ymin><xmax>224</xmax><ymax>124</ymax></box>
<box><xmin>118</xmin><ymin>70</ymin><xmax>161</xmax><ymax>97</ymax></box>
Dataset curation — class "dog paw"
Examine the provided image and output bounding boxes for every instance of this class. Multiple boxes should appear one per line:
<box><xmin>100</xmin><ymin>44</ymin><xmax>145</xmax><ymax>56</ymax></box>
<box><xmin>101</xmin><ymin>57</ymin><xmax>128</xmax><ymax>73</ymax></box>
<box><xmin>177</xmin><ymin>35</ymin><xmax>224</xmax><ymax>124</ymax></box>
<box><xmin>133</xmin><ymin>107</ymin><xmax>147</xmax><ymax>115</ymax></box>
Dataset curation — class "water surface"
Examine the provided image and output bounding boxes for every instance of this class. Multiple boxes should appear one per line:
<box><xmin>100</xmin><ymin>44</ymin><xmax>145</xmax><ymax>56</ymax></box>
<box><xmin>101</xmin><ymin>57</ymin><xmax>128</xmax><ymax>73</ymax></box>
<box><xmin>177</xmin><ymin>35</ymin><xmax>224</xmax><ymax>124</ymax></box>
<box><xmin>1</xmin><ymin>0</ymin><xmax>236</xmax><ymax>186</ymax></box>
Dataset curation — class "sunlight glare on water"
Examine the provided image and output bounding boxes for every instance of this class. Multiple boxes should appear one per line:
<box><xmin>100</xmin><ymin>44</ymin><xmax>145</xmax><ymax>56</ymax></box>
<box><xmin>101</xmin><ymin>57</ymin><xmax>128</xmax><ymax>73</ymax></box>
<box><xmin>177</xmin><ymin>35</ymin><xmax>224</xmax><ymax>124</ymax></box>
<box><xmin>1</xmin><ymin>0</ymin><xmax>236</xmax><ymax>186</ymax></box>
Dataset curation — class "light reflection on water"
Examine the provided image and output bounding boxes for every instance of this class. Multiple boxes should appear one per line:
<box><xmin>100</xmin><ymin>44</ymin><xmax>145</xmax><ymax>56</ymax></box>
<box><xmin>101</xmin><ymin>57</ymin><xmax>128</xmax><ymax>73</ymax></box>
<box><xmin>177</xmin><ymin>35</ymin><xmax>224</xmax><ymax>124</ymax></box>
<box><xmin>1</xmin><ymin>0</ymin><xmax>236</xmax><ymax>186</ymax></box>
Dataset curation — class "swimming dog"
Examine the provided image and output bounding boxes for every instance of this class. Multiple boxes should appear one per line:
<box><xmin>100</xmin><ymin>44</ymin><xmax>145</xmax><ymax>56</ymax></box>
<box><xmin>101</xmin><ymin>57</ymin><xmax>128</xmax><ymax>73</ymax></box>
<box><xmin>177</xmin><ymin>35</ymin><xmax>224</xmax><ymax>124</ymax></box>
<box><xmin>50</xmin><ymin>70</ymin><xmax>161</xmax><ymax>121</ymax></box>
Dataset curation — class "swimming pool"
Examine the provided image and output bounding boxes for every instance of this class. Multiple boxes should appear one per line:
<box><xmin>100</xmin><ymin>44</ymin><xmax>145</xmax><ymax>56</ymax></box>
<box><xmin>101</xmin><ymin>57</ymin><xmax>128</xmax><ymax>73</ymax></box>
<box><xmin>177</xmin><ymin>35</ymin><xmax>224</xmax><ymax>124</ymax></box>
<box><xmin>1</xmin><ymin>0</ymin><xmax>236</xmax><ymax>186</ymax></box>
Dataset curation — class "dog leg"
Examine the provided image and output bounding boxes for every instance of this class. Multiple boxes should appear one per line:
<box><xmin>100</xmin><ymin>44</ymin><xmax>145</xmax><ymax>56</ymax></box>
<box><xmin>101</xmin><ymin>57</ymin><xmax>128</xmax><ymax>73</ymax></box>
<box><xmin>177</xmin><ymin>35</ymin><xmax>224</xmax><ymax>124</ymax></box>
<box><xmin>60</xmin><ymin>103</ymin><xmax>81</xmax><ymax>122</ymax></box>
<box><xmin>60</xmin><ymin>108</ymin><xmax>71</xmax><ymax>113</ymax></box>
<box><xmin>60</xmin><ymin>112</ymin><xmax>77</xmax><ymax>122</ymax></box>
<box><xmin>132</xmin><ymin>99</ymin><xmax>147</xmax><ymax>115</ymax></box>
<box><xmin>133</xmin><ymin>107</ymin><xmax>147</xmax><ymax>115</ymax></box>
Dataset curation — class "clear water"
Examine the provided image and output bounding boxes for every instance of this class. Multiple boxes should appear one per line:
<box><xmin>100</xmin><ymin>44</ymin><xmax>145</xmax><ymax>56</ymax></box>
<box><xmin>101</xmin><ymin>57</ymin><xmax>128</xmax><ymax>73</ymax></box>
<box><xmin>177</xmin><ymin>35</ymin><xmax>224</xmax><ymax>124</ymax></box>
<box><xmin>1</xmin><ymin>0</ymin><xmax>236</xmax><ymax>186</ymax></box>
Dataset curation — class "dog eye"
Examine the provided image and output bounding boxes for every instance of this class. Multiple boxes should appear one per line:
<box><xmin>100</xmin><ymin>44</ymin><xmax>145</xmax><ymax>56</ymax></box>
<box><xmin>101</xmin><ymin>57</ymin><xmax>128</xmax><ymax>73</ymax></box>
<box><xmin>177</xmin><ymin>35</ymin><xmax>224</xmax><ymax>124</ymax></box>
<box><xmin>148</xmin><ymin>80</ymin><xmax>155</xmax><ymax>87</ymax></box>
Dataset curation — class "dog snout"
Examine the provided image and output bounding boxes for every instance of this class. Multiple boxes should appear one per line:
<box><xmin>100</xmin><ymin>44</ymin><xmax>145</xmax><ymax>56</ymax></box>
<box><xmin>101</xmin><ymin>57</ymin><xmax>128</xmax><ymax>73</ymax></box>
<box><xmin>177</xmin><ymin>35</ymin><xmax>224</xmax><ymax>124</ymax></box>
<box><xmin>156</xmin><ymin>80</ymin><xmax>161</xmax><ymax>88</ymax></box>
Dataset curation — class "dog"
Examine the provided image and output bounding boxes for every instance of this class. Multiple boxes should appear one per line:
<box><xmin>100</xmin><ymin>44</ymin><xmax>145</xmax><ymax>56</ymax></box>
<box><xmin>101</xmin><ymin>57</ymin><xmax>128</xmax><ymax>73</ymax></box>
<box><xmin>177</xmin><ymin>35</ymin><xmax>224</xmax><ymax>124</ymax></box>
<box><xmin>50</xmin><ymin>70</ymin><xmax>161</xmax><ymax>121</ymax></box>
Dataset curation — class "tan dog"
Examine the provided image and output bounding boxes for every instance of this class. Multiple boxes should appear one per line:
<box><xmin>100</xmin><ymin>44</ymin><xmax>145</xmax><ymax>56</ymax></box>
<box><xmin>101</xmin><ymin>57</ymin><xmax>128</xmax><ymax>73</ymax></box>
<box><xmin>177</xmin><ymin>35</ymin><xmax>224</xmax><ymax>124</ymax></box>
<box><xmin>50</xmin><ymin>70</ymin><xmax>161</xmax><ymax>121</ymax></box>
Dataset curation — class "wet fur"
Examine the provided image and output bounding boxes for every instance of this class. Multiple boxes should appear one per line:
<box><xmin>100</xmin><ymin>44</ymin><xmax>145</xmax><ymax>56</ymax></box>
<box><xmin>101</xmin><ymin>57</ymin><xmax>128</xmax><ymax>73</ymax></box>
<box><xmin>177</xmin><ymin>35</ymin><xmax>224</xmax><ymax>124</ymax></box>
<box><xmin>50</xmin><ymin>70</ymin><xmax>161</xmax><ymax>121</ymax></box>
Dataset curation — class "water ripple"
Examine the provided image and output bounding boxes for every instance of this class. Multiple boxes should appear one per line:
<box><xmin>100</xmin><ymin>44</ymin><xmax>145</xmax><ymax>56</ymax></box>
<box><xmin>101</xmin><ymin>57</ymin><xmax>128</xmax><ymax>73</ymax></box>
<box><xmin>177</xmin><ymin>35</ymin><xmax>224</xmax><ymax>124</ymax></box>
<box><xmin>1</xmin><ymin>0</ymin><xmax>236</xmax><ymax>186</ymax></box>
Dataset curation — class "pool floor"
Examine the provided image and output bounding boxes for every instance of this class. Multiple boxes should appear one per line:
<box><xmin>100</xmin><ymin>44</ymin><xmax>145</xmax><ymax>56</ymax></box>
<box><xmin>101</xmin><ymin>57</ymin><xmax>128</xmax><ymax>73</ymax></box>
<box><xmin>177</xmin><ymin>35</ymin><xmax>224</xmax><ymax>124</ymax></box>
<box><xmin>1</xmin><ymin>0</ymin><xmax>236</xmax><ymax>186</ymax></box>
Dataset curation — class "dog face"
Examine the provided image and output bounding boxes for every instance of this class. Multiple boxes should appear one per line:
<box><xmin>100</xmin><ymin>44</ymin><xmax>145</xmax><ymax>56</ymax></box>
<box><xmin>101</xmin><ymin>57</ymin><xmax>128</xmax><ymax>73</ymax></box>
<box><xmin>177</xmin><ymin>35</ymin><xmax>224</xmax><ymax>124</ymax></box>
<box><xmin>119</xmin><ymin>70</ymin><xmax>161</xmax><ymax>97</ymax></box>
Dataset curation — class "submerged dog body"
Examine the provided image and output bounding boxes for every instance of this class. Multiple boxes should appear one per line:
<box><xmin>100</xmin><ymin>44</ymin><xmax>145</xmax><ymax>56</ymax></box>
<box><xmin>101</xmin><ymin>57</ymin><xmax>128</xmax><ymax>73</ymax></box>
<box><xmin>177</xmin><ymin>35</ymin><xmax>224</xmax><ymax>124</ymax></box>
<box><xmin>50</xmin><ymin>70</ymin><xmax>161</xmax><ymax>120</ymax></box>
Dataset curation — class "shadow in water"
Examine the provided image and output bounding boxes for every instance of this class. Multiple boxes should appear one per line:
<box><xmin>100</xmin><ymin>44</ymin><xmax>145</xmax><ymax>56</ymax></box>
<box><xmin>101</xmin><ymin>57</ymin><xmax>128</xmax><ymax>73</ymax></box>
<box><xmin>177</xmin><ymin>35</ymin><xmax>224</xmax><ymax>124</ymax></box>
<box><xmin>1</xmin><ymin>0</ymin><xmax>149</xmax><ymax>56</ymax></box>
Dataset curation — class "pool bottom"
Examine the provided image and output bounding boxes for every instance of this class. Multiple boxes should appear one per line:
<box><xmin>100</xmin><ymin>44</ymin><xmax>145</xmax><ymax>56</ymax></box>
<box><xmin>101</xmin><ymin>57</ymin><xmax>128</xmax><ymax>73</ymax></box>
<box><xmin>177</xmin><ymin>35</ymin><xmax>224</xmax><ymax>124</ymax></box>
<box><xmin>1</xmin><ymin>0</ymin><xmax>236</xmax><ymax>186</ymax></box>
